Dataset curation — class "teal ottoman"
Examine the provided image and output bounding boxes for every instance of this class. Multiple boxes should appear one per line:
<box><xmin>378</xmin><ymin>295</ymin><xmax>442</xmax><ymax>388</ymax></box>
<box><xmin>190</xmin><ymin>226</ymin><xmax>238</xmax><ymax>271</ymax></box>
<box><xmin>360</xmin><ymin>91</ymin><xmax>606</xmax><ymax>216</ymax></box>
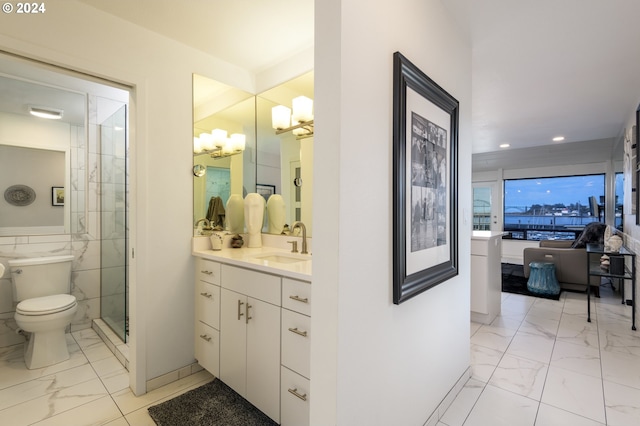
<box><xmin>527</xmin><ymin>262</ymin><xmax>560</xmax><ymax>296</ymax></box>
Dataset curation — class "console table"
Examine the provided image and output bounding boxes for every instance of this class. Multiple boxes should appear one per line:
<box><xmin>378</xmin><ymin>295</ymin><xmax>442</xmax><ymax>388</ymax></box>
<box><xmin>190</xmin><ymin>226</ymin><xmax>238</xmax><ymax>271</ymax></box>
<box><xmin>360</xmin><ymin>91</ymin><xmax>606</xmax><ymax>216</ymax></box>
<box><xmin>586</xmin><ymin>244</ymin><xmax>636</xmax><ymax>330</ymax></box>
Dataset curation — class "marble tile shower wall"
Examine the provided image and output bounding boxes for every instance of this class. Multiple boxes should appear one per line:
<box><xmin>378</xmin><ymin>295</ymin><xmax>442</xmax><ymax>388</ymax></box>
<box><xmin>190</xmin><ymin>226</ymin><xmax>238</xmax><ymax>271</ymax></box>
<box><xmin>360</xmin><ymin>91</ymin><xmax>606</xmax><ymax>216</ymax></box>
<box><xmin>0</xmin><ymin>95</ymin><xmax>108</xmax><ymax>348</ymax></box>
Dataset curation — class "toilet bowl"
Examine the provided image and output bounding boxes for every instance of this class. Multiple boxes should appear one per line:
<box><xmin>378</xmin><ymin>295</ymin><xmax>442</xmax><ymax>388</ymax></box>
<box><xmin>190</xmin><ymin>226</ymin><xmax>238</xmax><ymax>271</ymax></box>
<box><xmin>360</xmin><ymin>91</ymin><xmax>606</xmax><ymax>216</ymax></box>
<box><xmin>8</xmin><ymin>255</ymin><xmax>77</xmax><ymax>370</ymax></box>
<box><xmin>15</xmin><ymin>294</ymin><xmax>78</xmax><ymax>369</ymax></box>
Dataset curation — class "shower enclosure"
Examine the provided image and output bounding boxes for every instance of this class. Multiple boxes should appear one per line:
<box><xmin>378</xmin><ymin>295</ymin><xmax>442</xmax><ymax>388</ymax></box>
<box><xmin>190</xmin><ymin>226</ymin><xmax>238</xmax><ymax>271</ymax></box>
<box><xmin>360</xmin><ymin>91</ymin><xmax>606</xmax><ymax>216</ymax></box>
<box><xmin>99</xmin><ymin>104</ymin><xmax>129</xmax><ymax>342</ymax></box>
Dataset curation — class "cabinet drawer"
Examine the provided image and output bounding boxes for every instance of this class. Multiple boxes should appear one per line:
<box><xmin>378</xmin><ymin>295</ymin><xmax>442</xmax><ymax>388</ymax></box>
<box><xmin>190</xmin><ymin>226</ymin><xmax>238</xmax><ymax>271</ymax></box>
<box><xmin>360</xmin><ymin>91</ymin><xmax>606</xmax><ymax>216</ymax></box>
<box><xmin>281</xmin><ymin>309</ymin><xmax>310</xmax><ymax>378</ymax></box>
<box><xmin>195</xmin><ymin>321</ymin><xmax>219</xmax><ymax>376</ymax></box>
<box><xmin>196</xmin><ymin>282</ymin><xmax>220</xmax><ymax>329</ymax></box>
<box><xmin>282</xmin><ymin>278</ymin><xmax>311</xmax><ymax>316</ymax></box>
<box><xmin>221</xmin><ymin>265</ymin><xmax>281</xmax><ymax>305</ymax></box>
<box><xmin>197</xmin><ymin>258</ymin><xmax>221</xmax><ymax>285</ymax></box>
<box><xmin>281</xmin><ymin>367</ymin><xmax>310</xmax><ymax>426</ymax></box>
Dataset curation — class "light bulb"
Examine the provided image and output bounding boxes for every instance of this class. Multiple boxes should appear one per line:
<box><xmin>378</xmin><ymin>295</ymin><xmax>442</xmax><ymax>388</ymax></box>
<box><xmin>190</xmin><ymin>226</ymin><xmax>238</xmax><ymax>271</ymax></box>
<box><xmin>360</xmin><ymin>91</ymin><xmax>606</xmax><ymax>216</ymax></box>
<box><xmin>272</xmin><ymin>105</ymin><xmax>291</xmax><ymax>129</ymax></box>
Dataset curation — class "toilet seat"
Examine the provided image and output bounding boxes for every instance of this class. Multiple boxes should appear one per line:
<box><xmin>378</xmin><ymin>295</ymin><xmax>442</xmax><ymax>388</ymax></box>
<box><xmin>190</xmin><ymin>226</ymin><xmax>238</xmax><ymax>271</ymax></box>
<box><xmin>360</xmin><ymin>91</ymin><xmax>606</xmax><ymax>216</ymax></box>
<box><xmin>16</xmin><ymin>294</ymin><xmax>77</xmax><ymax>316</ymax></box>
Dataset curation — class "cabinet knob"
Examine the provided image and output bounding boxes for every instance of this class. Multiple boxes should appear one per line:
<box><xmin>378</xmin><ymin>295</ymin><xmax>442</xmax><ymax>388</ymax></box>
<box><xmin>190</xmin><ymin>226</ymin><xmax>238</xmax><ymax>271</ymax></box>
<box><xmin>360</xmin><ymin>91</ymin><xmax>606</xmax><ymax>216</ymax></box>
<box><xmin>199</xmin><ymin>334</ymin><xmax>212</xmax><ymax>342</ymax></box>
<box><xmin>200</xmin><ymin>270</ymin><xmax>213</xmax><ymax>275</ymax></box>
<box><xmin>200</xmin><ymin>292</ymin><xmax>212</xmax><ymax>298</ymax></box>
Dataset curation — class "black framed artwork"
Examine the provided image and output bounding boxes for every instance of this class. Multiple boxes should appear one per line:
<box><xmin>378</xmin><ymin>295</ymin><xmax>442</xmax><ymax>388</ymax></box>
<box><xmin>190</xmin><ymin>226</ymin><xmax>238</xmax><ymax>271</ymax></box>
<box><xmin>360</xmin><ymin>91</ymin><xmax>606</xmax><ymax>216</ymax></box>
<box><xmin>52</xmin><ymin>186</ymin><xmax>64</xmax><ymax>206</ymax></box>
<box><xmin>392</xmin><ymin>52</ymin><xmax>459</xmax><ymax>305</ymax></box>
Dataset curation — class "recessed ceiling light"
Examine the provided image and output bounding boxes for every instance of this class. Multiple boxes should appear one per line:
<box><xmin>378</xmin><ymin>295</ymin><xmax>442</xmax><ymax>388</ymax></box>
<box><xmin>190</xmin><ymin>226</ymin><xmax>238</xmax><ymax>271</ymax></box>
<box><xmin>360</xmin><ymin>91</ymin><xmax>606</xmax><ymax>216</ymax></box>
<box><xmin>552</xmin><ymin>136</ymin><xmax>565</xmax><ymax>142</ymax></box>
<box><xmin>29</xmin><ymin>106</ymin><xmax>64</xmax><ymax>120</ymax></box>
<box><xmin>499</xmin><ymin>143</ymin><xmax>510</xmax><ymax>148</ymax></box>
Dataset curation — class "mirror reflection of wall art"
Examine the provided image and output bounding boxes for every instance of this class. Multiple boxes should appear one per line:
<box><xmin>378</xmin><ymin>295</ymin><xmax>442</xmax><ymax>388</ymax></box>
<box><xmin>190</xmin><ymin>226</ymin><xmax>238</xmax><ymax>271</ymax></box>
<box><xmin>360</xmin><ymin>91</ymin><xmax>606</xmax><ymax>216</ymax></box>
<box><xmin>4</xmin><ymin>184</ymin><xmax>36</xmax><ymax>206</ymax></box>
<box><xmin>256</xmin><ymin>183</ymin><xmax>276</xmax><ymax>201</ymax></box>
<box><xmin>392</xmin><ymin>52</ymin><xmax>459</xmax><ymax>305</ymax></box>
<box><xmin>52</xmin><ymin>186</ymin><xmax>64</xmax><ymax>206</ymax></box>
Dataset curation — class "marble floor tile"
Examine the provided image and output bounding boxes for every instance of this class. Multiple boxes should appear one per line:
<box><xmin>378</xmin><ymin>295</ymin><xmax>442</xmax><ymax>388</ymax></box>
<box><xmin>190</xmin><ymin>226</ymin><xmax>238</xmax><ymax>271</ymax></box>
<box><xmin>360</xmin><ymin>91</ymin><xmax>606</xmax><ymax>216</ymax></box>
<box><xmin>490</xmin><ymin>315</ymin><xmax>523</xmax><ymax>331</ymax></box>
<box><xmin>603</xmin><ymin>380</ymin><xmax>640</xmax><ymax>426</ymax></box>
<box><xmin>535</xmin><ymin>403</ymin><xmax>605</xmax><ymax>426</ymax></box>
<box><xmin>599</xmin><ymin>329</ymin><xmax>640</xmax><ymax>357</ymax></box>
<box><xmin>489</xmin><ymin>353</ymin><xmax>548</xmax><ymax>400</ymax></box>
<box><xmin>600</xmin><ymin>349</ymin><xmax>640</xmax><ymax>390</ymax></box>
<box><xmin>0</xmin><ymin>363</ymin><xmax>98</xmax><ymax>411</ymax></box>
<box><xmin>30</xmin><ymin>395</ymin><xmax>122</xmax><ymax>426</ymax></box>
<box><xmin>541</xmin><ymin>365</ymin><xmax>606</xmax><ymax>424</ymax></box>
<box><xmin>470</xmin><ymin>324</ymin><xmax>517</xmax><ymax>353</ymax></box>
<box><xmin>506</xmin><ymin>331</ymin><xmax>555</xmax><ymax>364</ymax></box>
<box><xmin>470</xmin><ymin>343</ymin><xmax>504</xmax><ymax>383</ymax></box>
<box><xmin>439</xmin><ymin>378</ymin><xmax>484</xmax><ymax>426</ymax></box>
<box><xmin>556</xmin><ymin>315</ymin><xmax>600</xmax><ymax>348</ymax></box>
<box><xmin>464</xmin><ymin>384</ymin><xmax>538</xmax><ymax>426</ymax></box>
<box><xmin>550</xmin><ymin>339</ymin><xmax>601</xmax><ymax>378</ymax></box>
<box><xmin>519</xmin><ymin>314</ymin><xmax>560</xmax><ymax>339</ymax></box>
<box><xmin>0</xmin><ymin>377</ymin><xmax>109</xmax><ymax>426</ymax></box>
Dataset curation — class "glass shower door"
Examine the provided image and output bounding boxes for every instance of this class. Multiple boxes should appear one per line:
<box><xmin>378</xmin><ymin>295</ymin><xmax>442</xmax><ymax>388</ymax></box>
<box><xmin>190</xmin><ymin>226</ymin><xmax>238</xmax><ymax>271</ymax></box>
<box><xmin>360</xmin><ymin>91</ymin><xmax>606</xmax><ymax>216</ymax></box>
<box><xmin>100</xmin><ymin>104</ymin><xmax>128</xmax><ymax>342</ymax></box>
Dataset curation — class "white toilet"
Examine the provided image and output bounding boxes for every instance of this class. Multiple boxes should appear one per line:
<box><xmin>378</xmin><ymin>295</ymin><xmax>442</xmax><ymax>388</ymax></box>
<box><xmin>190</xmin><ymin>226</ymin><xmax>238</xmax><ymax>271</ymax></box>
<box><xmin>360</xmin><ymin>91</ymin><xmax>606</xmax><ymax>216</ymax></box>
<box><xmin>8</xmin><ymin>255</ymin><xmax>78</xmax><ymax>369</ymax></box>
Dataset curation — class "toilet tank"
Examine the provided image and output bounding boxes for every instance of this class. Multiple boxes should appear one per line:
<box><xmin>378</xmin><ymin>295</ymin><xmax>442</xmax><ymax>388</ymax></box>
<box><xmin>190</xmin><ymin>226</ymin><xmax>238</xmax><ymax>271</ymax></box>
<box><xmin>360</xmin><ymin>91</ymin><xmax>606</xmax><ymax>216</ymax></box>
<box><xmin>8</xmin><ymin>255</ymin><xmax>74</xmax><ymax>302</ymax></box>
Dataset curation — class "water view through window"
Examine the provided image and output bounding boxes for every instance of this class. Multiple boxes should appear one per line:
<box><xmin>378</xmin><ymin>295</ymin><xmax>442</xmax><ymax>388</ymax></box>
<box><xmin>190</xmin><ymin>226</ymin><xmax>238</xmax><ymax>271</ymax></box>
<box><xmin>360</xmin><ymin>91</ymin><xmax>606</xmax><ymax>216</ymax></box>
<box><xmin>503</xmin><ymin>174</ymin><xmax>622</xmax><ymax>240</ymax></box>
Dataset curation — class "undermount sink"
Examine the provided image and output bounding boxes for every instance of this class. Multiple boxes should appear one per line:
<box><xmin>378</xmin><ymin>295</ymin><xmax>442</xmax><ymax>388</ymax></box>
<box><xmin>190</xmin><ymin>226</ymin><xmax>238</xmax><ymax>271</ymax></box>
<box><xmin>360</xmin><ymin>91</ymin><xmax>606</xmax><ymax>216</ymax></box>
<box><xmin>251</xmin><ymin>253</ymin><xmax>311</xmax><ymax>264</ymax></box>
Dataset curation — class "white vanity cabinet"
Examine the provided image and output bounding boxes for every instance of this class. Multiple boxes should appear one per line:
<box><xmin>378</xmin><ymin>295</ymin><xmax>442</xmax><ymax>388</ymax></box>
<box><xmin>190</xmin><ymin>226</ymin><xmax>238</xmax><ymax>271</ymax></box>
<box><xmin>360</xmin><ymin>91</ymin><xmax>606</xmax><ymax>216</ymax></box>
<box><xmin>194</xmin><ymin>258</ymin><xmax>221</xmax><ymax>376</ymax></box>
<box><xmin>219</xmin><ymin>265</ymin><xmax>282</xmax><ymax>423</ymax></box>
<box><xmin>280</xmin><ymin>278</ymin><xmax>311</xmax><ymax>426</ymax></box>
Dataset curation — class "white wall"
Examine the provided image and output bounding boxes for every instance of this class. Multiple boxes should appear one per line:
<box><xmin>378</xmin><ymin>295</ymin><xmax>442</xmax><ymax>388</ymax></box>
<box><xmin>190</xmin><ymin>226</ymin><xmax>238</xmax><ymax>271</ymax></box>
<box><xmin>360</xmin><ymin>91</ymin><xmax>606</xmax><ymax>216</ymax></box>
<box><xmin>313</xmin><ymin>0</ymin><xmax>472</xmax><ymax>424</ymax></box>
<box><xmin>621</xmin><ymin>106</ymin><xmax>640</xmax><ymax>328</ymax></box>
<box><xmin>0</xmin><ymin>0</ymin><xmax>254</xmax><ymax>393</ymax></box>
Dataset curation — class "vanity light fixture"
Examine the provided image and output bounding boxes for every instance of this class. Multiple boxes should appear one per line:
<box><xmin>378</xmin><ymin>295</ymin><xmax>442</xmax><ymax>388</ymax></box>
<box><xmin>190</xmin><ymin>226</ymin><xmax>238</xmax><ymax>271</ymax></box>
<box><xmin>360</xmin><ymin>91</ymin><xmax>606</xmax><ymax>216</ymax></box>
<box><xmin>552</xmin><ymin>136</ymin><xmax>565</xmax><ymax>142</ymax></box>
<box><xmin>271</xmin><ymin>96</ymin><xmax>314</xmax><ymax>140</ymax></box>
<box><xmin>499</xmin><ymin>143</ymin><xmax>510</xmax><ymax>148</ymax></box>
<box><xmin>194</xmin><ymin>129</ymin><xmax>246</xmax><ymax>159</ymax></box>
<box><xmin>29</xmin><ymin>106</ymin><xmax>64</xmax><ymax>120</ymax></box>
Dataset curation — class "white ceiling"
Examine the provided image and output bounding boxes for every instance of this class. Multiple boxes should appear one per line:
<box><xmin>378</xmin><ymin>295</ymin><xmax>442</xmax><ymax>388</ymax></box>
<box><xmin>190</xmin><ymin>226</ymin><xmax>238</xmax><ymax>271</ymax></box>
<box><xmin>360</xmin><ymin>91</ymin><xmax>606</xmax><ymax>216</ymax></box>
<box><xmin>72</xmin><ymin>1</ymin><xmax>640</xmax><ymax>158</ymax></box>
<box><xmin>443</xmin><ymin>0</ymin><xmax>640</xmax><ymax>155</ymax></box>
<box><xmin>79</xmin><ymin>0</ymin><xmax>314</xmax><ymax>75</ymax></box>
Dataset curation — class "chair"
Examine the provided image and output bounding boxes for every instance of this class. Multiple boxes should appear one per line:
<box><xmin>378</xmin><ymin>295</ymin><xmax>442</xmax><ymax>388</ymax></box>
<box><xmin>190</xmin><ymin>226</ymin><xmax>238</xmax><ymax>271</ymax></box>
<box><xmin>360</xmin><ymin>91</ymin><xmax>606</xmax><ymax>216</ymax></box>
<box><xmin>523</xmin><ymin>222</ymin><xmax>607</xmax><ymax>296</ymax></box>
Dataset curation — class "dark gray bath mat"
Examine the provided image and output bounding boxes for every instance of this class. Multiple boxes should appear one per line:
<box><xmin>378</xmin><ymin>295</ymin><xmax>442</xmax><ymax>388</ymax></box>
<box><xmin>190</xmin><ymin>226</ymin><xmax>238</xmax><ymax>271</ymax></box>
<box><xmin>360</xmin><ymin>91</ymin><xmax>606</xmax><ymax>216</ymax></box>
<box><xmin>148</xmin><ymin>378</ymin><xmax>277</xmax><ymax>426</ymax></box>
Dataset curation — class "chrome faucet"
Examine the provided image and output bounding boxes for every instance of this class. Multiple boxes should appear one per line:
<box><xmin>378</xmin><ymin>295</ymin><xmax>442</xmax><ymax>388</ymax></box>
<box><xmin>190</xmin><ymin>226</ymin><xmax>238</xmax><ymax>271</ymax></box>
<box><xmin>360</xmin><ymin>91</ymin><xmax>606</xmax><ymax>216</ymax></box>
<box><xmin>291</xmin><ymin>221</ymin><xmax>308</xmax><ymax>254</ymax></box>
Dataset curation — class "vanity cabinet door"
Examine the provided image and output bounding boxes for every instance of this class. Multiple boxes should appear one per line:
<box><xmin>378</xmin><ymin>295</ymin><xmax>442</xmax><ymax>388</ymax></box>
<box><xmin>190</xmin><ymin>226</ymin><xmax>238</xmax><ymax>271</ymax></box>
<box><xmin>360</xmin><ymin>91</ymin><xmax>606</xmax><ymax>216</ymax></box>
<box><xmin>246</xmin><ymin>297</ymin><xmax>281</xmax><ymax>423</ymax></box>
<box><xmin>220</xmin><ymin>288</ymin><xmax>247</xmax><ymax>397</ymax></box>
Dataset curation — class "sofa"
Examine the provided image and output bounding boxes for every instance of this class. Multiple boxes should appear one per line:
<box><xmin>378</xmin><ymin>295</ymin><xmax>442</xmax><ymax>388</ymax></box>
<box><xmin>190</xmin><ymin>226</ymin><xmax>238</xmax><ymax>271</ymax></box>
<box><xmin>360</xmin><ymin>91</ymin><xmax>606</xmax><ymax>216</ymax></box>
<box><xmin>522</xmin><ymin>223</ymin><xmax>607</xmax><ymax>296</ymax></box>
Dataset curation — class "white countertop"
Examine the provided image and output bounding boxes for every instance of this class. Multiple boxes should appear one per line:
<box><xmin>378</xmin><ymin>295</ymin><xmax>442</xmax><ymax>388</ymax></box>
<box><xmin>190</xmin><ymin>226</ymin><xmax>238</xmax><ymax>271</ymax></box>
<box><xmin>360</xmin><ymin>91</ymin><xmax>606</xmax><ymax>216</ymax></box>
<box><xmin>471</xmin><ymin>230</ymin><xmax>507</xmax><ymax>240</ymax></box>
<box><xmin>192</xmin><ymin>237</ymin><xmax>312</xmax><ymax>282</ymax></box>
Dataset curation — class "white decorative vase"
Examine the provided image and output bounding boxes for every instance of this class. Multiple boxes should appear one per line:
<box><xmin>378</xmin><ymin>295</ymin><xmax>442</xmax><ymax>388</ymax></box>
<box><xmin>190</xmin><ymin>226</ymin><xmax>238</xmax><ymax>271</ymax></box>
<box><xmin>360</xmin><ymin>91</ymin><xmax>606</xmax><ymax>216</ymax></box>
<box><xmin>244</xmin><ymin>193</ymin><xmax>265</xmax><ymax>248</ymax></box>
<box><xmin>226</xmin><ymin>194</ymin><xmax>244</xmax><ymax>234</ymax></box>
<box><xmin>266</xmin><ymin>194</ymin><xmax>286</xmax><ymax>234</ymax></box>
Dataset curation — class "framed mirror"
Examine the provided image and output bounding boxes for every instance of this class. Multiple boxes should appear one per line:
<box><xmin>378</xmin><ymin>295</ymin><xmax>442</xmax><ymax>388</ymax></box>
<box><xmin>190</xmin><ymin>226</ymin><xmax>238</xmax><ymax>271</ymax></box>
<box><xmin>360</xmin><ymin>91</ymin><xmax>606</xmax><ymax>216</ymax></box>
<box><xmin>0</xmin><ymin>75</ymin><xmax>83</xmax><ymax>236</ymax></box>
<box><xmin>192</xmin><ymin>75</ymin><xmax>256</xmax><ymax>228</ymax></box>
<box><xmin>192</xmin><ymin>71</ymin><xmax>314</xmax><ymax>236</ymax></box>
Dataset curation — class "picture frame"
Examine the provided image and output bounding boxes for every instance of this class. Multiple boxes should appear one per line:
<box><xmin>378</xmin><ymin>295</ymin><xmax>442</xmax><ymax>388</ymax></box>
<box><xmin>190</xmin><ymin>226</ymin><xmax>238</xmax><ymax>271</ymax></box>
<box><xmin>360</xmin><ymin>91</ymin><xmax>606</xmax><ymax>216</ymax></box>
<box><xmin>392</xmin><ymin>52</ymin><xmax>459</xmax><ymax>304</ymax></box>
<box><xmin>52</xmin><ymin>186</ymin><xmax>64</xmax><ymax>206</ymax></box>
<box><xmin>256</xmin><ymin>183</ymin><xmax>276</xmax><ymax>201</ymax></box>
<box><xmin>636</xmin><ymin>104</ymin><xmax>640</xmax><ymax>224</ymax></box>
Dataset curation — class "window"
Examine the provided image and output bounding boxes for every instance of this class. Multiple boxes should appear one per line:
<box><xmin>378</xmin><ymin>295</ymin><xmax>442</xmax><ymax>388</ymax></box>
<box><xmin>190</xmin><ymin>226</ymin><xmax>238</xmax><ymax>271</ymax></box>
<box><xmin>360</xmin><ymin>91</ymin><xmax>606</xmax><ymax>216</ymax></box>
<box><xmin>504</xmin><ymin>174</ymin><xmax>605</xmax><ymax>240</ymax></box>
